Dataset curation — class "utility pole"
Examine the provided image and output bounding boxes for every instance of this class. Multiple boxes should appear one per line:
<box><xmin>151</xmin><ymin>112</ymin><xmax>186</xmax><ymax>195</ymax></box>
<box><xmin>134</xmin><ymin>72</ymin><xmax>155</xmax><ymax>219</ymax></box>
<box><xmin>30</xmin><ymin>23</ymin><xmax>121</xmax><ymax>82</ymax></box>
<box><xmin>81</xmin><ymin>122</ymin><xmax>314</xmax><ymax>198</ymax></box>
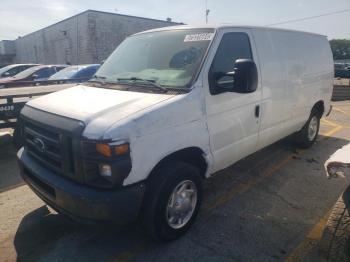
<box><xmin>76</xmin><ymin>16</ymin><xmax>79</xmax><ymax>65</ymax></box>
<box><xmin>205</xmin><ymin>0</ymin><xmax>210</xmax><ymax>24</ymax></box>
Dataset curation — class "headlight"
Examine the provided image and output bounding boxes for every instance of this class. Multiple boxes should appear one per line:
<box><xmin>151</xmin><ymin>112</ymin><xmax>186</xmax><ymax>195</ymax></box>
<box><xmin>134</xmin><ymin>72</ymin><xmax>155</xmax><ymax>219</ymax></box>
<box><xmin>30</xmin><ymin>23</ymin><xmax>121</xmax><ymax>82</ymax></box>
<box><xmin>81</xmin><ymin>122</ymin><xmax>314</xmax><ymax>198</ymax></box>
<box><xmin>96</xmin><ymin>142</ymin><xmax>129</xmax><ymax>157</ymax></box>
<box><xmin>81</xmin><ymin>140</ymin><xmax>132</xmax><ymax>188</ymax></box>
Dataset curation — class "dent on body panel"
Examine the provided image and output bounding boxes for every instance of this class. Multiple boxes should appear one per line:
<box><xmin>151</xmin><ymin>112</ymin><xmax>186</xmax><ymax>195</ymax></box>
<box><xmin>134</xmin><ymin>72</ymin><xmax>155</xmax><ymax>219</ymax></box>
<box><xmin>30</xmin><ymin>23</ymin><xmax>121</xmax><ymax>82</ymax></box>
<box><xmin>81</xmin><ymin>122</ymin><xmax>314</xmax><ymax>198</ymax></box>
<box><xmin>123</xmin><ymin>118</ymin><xmax>210</xmax><ymax>185</ymax></box>
<box><xmin>97</xmin><ymin>87</ymin><xmax>210</xmax><ymax>185</ymax></box>
<box><xmin>83</xmin><ymin>92</ymin><xmax>177</xmax><ymax>139</ymax></box>
<box><xmin>130</xmin><ymin>87</ymin><xmax>205</xmax><ymax>137</ymax></box>
<box><xmin>209</xmin><ymin>106</ymin><xmax>247</xmax><ymax>151</ymax></box>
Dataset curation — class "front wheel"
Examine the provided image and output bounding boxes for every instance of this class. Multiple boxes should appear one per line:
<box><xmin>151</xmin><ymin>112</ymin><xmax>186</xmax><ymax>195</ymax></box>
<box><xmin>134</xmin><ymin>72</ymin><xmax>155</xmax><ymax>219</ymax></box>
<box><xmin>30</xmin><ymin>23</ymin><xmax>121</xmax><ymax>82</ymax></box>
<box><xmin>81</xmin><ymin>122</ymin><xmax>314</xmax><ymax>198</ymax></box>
<box><xmin>142</xmin><ymin>162</ymin><xmax>202</xmax><ymax>242</ymax></box>
<box><xmin>294</xmin><ymin>109</ymin><xmax>321</xmax><ymax>148</ymax></box>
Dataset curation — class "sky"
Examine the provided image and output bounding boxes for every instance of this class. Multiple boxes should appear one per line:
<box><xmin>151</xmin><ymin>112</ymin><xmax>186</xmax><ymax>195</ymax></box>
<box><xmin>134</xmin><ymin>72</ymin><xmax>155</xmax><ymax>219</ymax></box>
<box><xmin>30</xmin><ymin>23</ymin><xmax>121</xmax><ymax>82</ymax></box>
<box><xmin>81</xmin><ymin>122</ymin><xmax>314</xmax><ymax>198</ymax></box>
<box><xmin>0</xmin><ymin>0</ymin><xmax>349</xmax><ymax>40</ymax></box>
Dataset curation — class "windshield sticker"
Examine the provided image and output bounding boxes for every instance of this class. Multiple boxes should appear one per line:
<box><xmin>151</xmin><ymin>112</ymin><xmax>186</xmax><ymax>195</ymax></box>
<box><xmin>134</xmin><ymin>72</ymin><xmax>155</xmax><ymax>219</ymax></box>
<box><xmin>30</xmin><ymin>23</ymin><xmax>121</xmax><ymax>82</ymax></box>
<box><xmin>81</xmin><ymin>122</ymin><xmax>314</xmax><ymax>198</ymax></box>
<box><xmin>184</xmin><ymin>33</ymin><xmax>214</xmax><ymax>42</ymax></box>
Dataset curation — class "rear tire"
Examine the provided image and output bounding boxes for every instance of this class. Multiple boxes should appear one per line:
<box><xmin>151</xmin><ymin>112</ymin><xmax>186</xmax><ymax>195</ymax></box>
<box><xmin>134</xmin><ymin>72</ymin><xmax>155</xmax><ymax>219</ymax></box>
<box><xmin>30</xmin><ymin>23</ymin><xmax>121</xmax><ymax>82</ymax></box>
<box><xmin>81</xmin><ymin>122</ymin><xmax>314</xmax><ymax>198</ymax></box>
<box><xmin>294</xmin><ymin>108</ymin><xmax>321</xmax><ymax>148</ymax></box>
<box><xmin>142</xmin><ymin>161</ymin><xmax>202</xmax><ymax>242</ymax></box>
<box><xmin>319</xmin><ymin>188</ymin><xmax>350</xmax><ymax>262</ymax></box>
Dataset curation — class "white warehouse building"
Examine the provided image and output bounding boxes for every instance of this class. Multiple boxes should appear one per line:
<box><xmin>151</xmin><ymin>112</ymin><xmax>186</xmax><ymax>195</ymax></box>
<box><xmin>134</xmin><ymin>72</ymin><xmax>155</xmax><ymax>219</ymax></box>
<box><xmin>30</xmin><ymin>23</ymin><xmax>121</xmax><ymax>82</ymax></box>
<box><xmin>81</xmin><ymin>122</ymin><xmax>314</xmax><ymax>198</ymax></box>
<box><xmin>0</xmin><ymin>10</ymin><xmax>181</xmax><ymax>66</ymax></box>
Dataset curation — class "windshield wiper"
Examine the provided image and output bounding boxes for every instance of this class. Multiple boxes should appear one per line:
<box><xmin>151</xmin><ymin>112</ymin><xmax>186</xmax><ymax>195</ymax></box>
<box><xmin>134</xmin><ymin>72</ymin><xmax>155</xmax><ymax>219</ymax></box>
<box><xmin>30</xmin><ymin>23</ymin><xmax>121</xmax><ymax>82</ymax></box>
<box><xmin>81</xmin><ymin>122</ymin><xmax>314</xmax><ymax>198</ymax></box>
<box><xmin>117</xmin><ymin>77</ymin><xmax>167</xmax><ymax>93</ymax></box>
<box><xmin>93</xmin><ymin>75</ymin><xmax>106</xmax><ymax>79</ymax></box>
<box><xmin>89</xmin><ymin>75</ymin><xmax>107</xmax><ymax>84</ymax></box>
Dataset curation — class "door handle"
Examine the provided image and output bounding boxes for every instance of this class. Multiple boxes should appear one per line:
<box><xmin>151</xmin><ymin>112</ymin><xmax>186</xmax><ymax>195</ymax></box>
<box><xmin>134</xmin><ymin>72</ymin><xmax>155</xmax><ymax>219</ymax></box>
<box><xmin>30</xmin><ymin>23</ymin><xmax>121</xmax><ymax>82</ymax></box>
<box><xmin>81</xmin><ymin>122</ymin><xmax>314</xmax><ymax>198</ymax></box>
<box><xmin>255</xmin><ymin>105</ymin><xmax>260</xmax><ymax>118</ymax></box>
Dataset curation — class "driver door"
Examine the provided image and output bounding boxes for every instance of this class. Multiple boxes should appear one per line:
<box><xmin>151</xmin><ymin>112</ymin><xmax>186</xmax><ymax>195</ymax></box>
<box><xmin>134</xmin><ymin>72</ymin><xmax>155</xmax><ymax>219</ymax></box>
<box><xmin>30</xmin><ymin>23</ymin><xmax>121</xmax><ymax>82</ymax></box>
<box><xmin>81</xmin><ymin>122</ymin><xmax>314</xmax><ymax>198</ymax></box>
<box><xmin>203</xmin><ymin>29</ymin><xmax>262</xmax><ymax>172</ymax></box>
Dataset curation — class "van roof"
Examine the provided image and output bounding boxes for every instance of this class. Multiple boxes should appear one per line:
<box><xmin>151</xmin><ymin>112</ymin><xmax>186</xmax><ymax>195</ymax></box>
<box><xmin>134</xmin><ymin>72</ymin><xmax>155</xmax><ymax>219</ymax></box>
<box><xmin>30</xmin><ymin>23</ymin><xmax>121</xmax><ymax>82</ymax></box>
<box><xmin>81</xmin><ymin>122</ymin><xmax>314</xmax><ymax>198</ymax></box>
<box><xmin>135</xmin><ymin>24</ymin><xmax>327</xmax><ymax>38</ymax></box>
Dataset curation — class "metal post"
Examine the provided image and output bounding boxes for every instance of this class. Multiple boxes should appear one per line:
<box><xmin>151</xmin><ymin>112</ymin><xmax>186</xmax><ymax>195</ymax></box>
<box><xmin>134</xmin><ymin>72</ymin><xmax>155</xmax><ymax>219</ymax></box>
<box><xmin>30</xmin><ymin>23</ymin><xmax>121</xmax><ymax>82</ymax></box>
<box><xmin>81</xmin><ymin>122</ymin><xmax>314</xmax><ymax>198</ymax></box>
<box><xmin>76</xmin><ymin>16</ymin><xmax>79</xmax><ymax>65</ymax></box>
<box><xmin>205</xmin><ymin>0</ymin><xmax>210</xmax><ymax>24</ymax></box>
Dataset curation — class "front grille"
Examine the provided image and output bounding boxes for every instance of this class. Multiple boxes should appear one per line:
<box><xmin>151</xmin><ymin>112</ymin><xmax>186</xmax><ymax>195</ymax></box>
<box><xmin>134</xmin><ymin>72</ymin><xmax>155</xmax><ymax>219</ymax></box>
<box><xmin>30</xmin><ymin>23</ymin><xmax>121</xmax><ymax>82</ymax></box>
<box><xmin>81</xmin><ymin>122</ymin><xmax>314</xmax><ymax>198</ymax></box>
<box><xmin>24</xmin><ymin>119</ymin><xmax>76</xmax><ymax>179</ymax></box>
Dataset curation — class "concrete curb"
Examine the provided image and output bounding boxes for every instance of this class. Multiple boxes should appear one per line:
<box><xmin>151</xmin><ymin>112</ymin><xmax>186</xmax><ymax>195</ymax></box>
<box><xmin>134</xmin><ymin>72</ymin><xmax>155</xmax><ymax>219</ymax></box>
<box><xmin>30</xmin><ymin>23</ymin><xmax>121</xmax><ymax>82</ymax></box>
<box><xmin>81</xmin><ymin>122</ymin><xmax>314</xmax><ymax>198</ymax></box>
<box><xmin>332</xmin><ymin>85</ymin><xmax>350</xmax><ymax>101</ymax></box>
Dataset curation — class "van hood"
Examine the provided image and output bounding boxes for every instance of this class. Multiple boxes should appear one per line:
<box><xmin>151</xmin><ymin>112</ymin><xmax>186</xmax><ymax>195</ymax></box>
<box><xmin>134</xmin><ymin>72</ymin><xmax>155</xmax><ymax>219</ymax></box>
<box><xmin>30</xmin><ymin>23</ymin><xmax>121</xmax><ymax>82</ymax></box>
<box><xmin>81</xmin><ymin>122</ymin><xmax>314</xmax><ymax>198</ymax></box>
<box><xmin>26</xmin><ymin>85</ymin><xmax>176</xmax><ymax>124</ymax></box>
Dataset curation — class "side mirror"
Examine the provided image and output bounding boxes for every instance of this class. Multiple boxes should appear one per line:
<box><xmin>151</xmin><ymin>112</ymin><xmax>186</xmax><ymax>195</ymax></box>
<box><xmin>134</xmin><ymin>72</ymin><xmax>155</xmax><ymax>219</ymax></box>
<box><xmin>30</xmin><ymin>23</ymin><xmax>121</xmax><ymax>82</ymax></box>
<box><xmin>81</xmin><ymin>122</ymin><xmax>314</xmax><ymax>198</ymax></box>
<box><xmin>211</xmin><ymin>59</ymin><xmax>258</xmax><ymax>94</ymax></box>
<box><xmin>232</xmin><ymin>59</ymin><xmax>258</xmax><ymax>93</ymax></box>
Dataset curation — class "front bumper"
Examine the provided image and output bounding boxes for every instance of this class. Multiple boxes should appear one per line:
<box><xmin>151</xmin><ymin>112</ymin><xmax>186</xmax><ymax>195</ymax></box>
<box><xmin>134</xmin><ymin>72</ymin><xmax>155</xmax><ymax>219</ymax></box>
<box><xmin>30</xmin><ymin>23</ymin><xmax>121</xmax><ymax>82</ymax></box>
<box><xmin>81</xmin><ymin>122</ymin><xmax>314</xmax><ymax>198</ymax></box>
<box><xmin>17</xmin><ymin>148</ymin><xmax>145</xmax><ymax>225</ymax></box>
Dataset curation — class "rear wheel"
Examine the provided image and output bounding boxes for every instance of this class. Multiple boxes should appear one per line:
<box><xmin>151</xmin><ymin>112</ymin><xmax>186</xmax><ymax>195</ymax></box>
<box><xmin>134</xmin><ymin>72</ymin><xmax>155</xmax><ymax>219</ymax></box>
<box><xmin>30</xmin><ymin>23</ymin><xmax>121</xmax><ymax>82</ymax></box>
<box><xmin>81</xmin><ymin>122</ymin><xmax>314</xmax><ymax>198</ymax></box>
<box><xmin>294</xmin><ymin>109</ymin><xmax>321</xmax><ymax>148</ymax></box>
<box><xmin>142</xmin><ymin>162</ymin><xmax>202</xmax><ymax>242</ymax></box>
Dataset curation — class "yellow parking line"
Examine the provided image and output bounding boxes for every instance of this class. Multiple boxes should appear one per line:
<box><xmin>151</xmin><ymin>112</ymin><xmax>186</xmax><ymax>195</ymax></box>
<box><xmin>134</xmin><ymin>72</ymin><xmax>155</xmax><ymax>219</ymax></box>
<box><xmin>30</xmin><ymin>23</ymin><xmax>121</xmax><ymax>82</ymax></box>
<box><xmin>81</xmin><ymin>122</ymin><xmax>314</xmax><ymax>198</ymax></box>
<box><xmin>322</xmin><ymin>125</ymin><xmax>343</xmax><ymax>137</ymax></box>
<box><xmin>204</xmin><ymin>125</ymin><xmax>342</xmax><ymax>212</ymax></box>
<box><xmin>285</xmin><ymin>125</ymin><xmax>344</xmax><ymax>261</ymax></box>
<box><xmin>110</xmin><ymin>125</ymin><xmax>344</xmax><ymax>262</ymax></box>
<box><xmin>333</xmin><ymin>107</ymin><xmax>350</xmax><ymax>116</ymax></box>
<box><xmin>320</xmin><ymin>119</ymin><xmax>334</xmax><ymax>127</ymax></box>
<box><xmin>321</xmin><ymin>118</ymin><xmax>339</xmax><ymax>127</ymax></box>
<box><xmin>203</xmin><ymin>154</ymin><xmax>294</xmax><ymax>212</ymax></box>
<box><xmin>286</xmin><ymin>210</ymin><xmax>331</xmax><ymax>262</ymax></box>
<box><xmin>321</xmin><ymin>118</ymin><xmax>350</xmax><ymax>129</ymax></box>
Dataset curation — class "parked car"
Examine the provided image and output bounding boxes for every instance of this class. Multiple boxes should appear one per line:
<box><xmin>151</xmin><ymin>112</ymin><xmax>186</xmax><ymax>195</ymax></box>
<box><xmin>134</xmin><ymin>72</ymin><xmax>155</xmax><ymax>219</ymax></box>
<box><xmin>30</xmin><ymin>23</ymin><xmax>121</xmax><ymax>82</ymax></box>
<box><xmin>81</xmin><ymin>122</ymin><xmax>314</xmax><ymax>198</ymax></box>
<box><xmin>320</xmin><ymin>143</ymin><xmax>350</xmax><ymax>261</ymax></box>
<box><xmin>17</xmin><ymin>25</ymin><xmax>333</xmax><ymax>241</ymax></box>
<box><xmin>334</xmin><ymin>63</ymin><xmax>350</xmax><ymax>78</ymax></box>
<box><xmin>0</xmin><ymin>64</ymin><xmax>38</xmax><ymax>78</ymax></box>
<box><xmin>0</xmin><ymin>65</ymin><xmax>67</xmax><ymax>87</ymax></box>
<box><xmin>47</xmin><ymin>64</ymin><xmax>100</xmax><ymax>83</ymax></box>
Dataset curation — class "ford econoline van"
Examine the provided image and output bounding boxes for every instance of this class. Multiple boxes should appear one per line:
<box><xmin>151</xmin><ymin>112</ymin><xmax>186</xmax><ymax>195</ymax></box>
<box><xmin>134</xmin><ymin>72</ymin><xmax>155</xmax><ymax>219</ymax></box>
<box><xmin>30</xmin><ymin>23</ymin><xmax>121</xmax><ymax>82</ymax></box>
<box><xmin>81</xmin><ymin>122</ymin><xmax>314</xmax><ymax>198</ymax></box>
<box><xmin>17</xmin><ymin>25</ymin><xmax>333</xmax><ymax>241</ymax></box>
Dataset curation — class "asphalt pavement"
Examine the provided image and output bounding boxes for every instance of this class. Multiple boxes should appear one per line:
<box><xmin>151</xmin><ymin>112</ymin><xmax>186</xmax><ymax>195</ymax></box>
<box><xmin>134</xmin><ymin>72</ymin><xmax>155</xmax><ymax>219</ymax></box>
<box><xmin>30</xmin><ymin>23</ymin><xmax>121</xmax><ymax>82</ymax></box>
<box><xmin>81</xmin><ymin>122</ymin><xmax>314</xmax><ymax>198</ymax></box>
<box><xmin>1</xmin><ymin>101</ymin><xmax>350</xmax><ymax>262</ymax></box>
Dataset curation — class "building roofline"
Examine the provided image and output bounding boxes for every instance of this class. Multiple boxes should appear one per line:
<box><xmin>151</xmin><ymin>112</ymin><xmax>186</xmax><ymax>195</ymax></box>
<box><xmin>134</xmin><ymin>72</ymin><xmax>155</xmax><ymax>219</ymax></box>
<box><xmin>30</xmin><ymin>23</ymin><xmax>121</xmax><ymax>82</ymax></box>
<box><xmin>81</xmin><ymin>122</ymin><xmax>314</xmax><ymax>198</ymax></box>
<box><xmin>14</xmin><ymin>9</ymin><xmax>183</xmax><ymax>40</ymax></box>
<box><xmin>87</xmin><ymin>9</ymin><xmax>183</xmax><ymax>25</ymax></box>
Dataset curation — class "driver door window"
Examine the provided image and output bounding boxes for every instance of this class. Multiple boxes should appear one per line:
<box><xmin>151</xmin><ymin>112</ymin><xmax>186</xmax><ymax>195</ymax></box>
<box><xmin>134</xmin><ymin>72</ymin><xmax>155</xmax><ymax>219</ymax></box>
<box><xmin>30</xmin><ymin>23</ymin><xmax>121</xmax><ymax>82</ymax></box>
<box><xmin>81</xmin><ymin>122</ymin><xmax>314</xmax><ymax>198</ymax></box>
<box><xmin>209</xmin><ymin>32</ymin><xmax>253</xmax><ymax>94</ymax></box>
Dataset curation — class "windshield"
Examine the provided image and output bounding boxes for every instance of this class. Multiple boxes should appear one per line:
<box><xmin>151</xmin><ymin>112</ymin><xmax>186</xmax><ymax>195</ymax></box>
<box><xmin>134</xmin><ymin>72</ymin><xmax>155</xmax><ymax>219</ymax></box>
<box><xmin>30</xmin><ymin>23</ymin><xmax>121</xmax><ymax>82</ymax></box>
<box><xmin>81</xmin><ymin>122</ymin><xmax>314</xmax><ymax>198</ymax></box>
<box><xmin>14</xmin><ymin>66</ymin><xmax>40</xmax><ymax>78</ymax></box>
<box><xmin>95</xmin><ymin>29</ymin><xmax>215</xmax><ymax>89</ymax></box>
<box><xmin>49</xmin><ymin>65</ymin><xmax>84</xmax><ymax>80</ymax></box>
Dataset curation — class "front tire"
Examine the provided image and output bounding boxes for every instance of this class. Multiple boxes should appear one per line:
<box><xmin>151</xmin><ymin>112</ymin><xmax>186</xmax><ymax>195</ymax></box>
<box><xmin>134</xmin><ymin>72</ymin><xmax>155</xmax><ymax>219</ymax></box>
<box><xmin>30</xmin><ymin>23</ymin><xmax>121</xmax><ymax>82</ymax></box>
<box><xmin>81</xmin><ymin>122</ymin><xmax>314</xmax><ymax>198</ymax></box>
<box><xmin>142</xmin><ymin>162</ymin><xmax>202</xmax><ymax>242</ymax></box>
<box><xmin>295</xmin><ymin>108</ymin><xmax>321</xmax><ymax>148</ymax></box>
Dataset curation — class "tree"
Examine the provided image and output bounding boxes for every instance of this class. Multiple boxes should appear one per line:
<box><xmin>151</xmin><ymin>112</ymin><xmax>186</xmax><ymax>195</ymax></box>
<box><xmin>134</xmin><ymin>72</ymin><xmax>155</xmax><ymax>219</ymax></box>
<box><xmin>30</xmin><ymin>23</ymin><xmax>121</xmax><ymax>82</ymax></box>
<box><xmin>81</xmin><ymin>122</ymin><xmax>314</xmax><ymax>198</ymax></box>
<box><xmin>329</xmin><ymin>39</ymin><xmax>350</xmax><ymax>60</ymax></box>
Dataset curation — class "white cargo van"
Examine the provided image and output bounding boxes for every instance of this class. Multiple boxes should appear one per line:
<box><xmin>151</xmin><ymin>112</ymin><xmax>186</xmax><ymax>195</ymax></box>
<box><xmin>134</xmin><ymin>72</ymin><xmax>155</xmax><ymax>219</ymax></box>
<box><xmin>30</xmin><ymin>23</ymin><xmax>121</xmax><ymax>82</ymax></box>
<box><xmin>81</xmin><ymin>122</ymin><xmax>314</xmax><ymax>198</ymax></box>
<box><xmin>17</xmin><ymin>25</ymin><xmax>333</xmax><ymax>241</ymax></box>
